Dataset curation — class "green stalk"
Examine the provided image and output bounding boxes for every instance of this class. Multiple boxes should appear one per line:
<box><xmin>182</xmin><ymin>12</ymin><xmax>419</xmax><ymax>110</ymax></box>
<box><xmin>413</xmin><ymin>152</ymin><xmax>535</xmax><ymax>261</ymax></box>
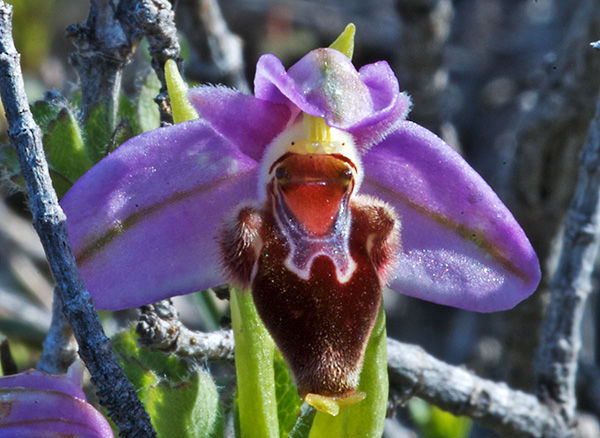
<box><xmin>230</xmin><ymin>287</ymin><xmax>279</xmax><ymax>438</ymax></box>
<box><xmin>309</xmin><ymin>304</ymin><xmax>388</xmax><ymax>438</ymax></box>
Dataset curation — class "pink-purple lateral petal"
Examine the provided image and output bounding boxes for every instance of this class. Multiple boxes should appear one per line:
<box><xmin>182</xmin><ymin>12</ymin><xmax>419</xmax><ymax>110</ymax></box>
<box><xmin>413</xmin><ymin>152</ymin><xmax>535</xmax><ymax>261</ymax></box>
<box><xmin>0</xmin><ymin>370</ymin><xmax>113</xmax><ymax>438</ymax></box>
<box><xmin>362</xmin><ymin>122</ymin><xmax>541</xmax><ymax>312</ymax></box>
<box><xmin>60</xmin><ymin>120</ymin><xmax>259</xmax><ymax>310</ymax></box>
<box><xmin>187</xmin><ymin>86</ymin><xmax>292</xmax><ymax>162</ymax></box>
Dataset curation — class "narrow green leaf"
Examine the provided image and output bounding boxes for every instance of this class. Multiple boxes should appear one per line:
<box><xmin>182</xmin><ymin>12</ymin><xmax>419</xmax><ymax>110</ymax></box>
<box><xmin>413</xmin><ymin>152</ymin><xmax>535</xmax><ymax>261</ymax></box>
<box><xmin>230</xmin><ymin>287</ymin><xmax>279</xmax><ymax>438</ymax></box>
<box><xmin>192</xmin><ymin>290</ymin><xmax>222</xmax><ymax>332</ymax></box>
<box><xmin>273</xmin><ymin>351</ymin><xmax>303</xmax><ymax>437</ymax></box>
<box><xmin>309</xmin><ymin>305</ymin><xmax>388</xmax><ymax>438</ymax></box>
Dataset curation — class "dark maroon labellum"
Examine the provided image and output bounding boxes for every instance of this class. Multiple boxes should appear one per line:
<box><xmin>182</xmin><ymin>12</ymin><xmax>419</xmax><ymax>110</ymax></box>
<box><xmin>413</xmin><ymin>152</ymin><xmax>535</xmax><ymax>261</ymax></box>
<box><xmin>220</xmin><ymin>153</ymin><xmax>399</xmax><ymax>400</ymax></box>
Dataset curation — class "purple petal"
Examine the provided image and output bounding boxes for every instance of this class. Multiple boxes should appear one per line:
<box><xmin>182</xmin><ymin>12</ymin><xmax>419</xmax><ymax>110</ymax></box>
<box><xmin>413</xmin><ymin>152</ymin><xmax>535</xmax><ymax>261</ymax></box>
<box><xmin>254</xmin><ymin>49</ymin><xmax>409</xmax><ymax>149</ymax></box>
<box><xmin>0</xmin><ymin>370</ymin><xmax>112</xmax><ymax>438</ymax></box>
<box><xmin>0</xmin><ymin>388</ymin><xmax>113</xmax><ymax>438</ymax></box>
<box><xmin>346</xmin><ymin>62</ymin><xmax>411</xmax><ymax>150</ymax></box>
<box><xmin>362</xmin><ymin>122</ymin><xmax>540</xmax><ymax>312</ymax></box>
<box><xmin>0</xmin><ymin>369</ymin><xmax>84</xmax><ymax>400</ymax></box>
<box><xmin>187</xmin><ymin>86</ymin><xmax>292</xmax><ymax>161</ymax></box>
<box><xmin>61</xmin><ymin>120</ymin><xmax>259</xmax><ymax>310</ymax></box>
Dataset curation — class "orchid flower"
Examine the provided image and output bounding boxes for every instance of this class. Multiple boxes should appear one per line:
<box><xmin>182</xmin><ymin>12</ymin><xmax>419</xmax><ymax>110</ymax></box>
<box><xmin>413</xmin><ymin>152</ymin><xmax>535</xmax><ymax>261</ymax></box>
<box><xmin>0</xmin><ymin>364</ymin><xmax>113</xmax><ymax>437</ymax></box>
<box><xmin>60</xmin><ymin>26</ymin><xmax>540</xmax><ymax>407</ymax></box>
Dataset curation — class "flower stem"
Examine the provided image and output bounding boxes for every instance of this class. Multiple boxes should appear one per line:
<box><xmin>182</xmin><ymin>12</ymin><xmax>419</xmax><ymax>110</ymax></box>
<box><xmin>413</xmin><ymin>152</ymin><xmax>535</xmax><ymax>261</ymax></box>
<box><xmin>230</xmin><ymin>287</ymin><xmax>279</xmax><ymax>438</ymax></box>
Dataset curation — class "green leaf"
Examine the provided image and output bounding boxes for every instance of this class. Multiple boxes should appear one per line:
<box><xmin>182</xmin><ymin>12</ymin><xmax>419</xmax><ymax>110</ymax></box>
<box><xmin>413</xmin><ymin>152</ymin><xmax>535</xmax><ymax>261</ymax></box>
<box><xmin>0</xmin><ymin>144</ymin><xmax>25</xmax><ymax>189</ymax></box>
<box><xmin>409</xmin><ymin>398</ymin><xmax>472</xmax><ymax>438</ymax></box>
<box><xmin>273</xmin><ymin>351</ymin><xmax>303</xmax><ymax>437</ymax></box>
<box><xmin>82</xmin><ymin>104</ymin><xmax>113</xmax><ymax>164</ymax></box>
<box><xmin>288</xmin><ymin>405</ymin><xmax>317</xmax><ymax>438</ymax></box>
<box><xmin>230</xmin><ymin>287</ymin><xmax>279</xmax><ymax>438</ymax></box>
<box><xmin>43</xmin><ymin>107</ymin><xmax>92</xmax><ymax>197</ymax></box>
<box><xmin>117</xmin><ymin>93</ymin><xmax>141</xmax><ymax>136</ymax></box>
<box><xmin>112</xmin><ymin>327</ymin><xmax>222</xmax><ymax>438</ymax></box>
<box><xmin>309</xmin><ymin>305</ymin><xmax>388</xmax><ymax>438</ymax></box>
<box><xmin>30</xmin><ymin>99</ymin><xmax>63</xmax><ymax>134</ymax></box>
<box><xmin>107</xmin><ymin>118</ymin><xmax>136</xmax><ymax>155</ymax></box>
<box><xmin>137</xmin><ymin>72</ymin><xmax>162</xmax><ymax>133</ymax></box>
<box><xmin>192</xmin><ymin>290</ymin><xmax>222</xmax><ymax>332</ymax></box>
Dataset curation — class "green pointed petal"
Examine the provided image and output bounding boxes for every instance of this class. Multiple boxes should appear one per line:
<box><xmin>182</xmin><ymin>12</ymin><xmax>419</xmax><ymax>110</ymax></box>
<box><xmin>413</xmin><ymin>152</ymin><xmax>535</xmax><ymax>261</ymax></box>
<box><xmin>329</xmin><ymin>23</ymin><xmax>355</xmax><ymax>60</ymax></box>
<box><xmin>165</xmin><ymin>59</ymin><xmax>199</xmax><ymax>124</ymax></box>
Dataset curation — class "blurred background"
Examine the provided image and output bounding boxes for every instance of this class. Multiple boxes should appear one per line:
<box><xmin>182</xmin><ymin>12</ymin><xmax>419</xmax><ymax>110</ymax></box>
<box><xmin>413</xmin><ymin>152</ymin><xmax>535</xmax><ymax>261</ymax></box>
<box><xmin>2</xmin><ymin>0</ymin><xmax>600</xmax><ymax>436</ymax></box>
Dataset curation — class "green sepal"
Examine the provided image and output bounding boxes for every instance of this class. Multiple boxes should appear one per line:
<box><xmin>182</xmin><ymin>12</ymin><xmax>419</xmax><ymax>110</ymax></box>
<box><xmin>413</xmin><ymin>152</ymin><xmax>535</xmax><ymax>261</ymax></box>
<box><xmin>112</xmin><ymin>326</ymin><xmax>222</xmax><ymax>438</ymax></box>
<box><xmin>309</xmin><ymin>304</ymin><xmax>388</xmax><ymax>438</ymax></box>
<box><xmin>230</xmin><ymin>287</ymin><xmax>279</xmax><ymax>438</ymax></box>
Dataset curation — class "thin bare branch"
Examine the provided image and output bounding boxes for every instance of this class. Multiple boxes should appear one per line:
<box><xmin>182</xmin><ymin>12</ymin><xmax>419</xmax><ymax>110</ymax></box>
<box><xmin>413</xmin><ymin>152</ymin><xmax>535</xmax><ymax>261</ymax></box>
<box><xmin>387</xmin><ymin>338</ymin><xmax>568</xmax><ymax>438</ymax></box>
<box><xmin>176</xmin><ymin>0</ymin><xmax>249</xmax><ymax>93</ymax></box>
<box><xmin>501</xmin><ymin>0</ymin><xmax>600</xmax><ymax>390</ymax></box>
<box><xmin>136</xmin><ymin>300</ymin><xmax>235</xmax><ymax>361</ymax></box>
<box><xmin>535</xmin><ymin>85</ymin><xmax>600</xmax><ymax>426</ymax></box>
<box><xmin>67</xmin><ymin>0</ymin><xmax>141</xmax><ymax>127</ymax></box>
<box><xmin>37</xmin><ymin>287</ymin><xmax>78</xmax><ymax>375</ymax></box>
<box><xmin>395</xmin><ymin>0</ymin><xmax>454</xmax><ymax>135</ymax></box>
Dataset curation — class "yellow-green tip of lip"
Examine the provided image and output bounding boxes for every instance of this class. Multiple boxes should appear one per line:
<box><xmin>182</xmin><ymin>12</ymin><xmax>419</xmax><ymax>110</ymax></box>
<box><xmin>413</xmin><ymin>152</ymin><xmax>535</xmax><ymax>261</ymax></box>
<box><xmin>329</xmin><ymin>23</ymin><xmax>355</xmax><ymax>60</ymax></box>
<box><xmin>165</xmin><ymin>59</ymin><xmax>200</xmax><ymax>124</ymax></box>
<box><xmin>305</xmin><ymin>391</ymin><xmax>366</xmax><ymax>416</ymax></box>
